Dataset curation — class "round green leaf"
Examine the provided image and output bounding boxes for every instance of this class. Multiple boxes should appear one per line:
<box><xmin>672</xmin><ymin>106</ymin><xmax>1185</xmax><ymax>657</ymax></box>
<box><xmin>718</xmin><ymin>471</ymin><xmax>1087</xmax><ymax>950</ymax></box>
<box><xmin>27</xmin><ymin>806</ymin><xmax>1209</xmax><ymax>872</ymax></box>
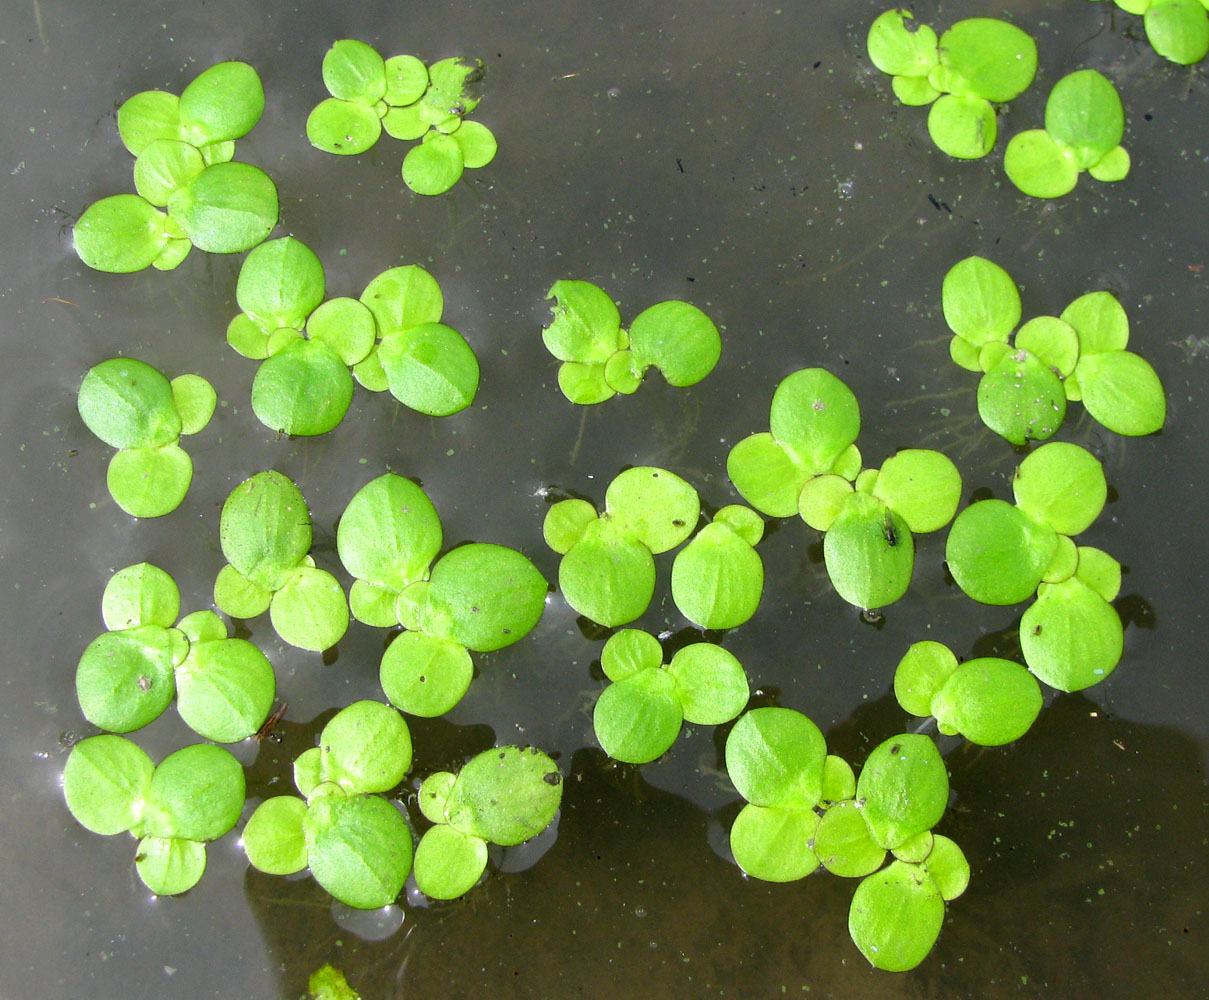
<box><xmin>319</xmin><ymin>700</ymin><xmax>412</xmax><ymax>794</ymax></box>
<box><xmin>945</xmin><ymin>499</ymin><xmax>1057</xmax><ymax>605</ymax></box>
<box><xmin>1145</xmin><ymin>0</ymin><xmax>1209</xmax><ymax>64</ymax></box>
<box><xmin>74</xmin><ymin>194</ymin><xmax>169</xmax><ymax>273</ymax></box>
<box><xmin>175</xmin><ymin>637</ymin><xmax>275</xmax><ymax>743</ymax></box>
<box><xmin>322</xmin><ymin>40</ymin><xmax>387</xmax><ymax>103</ymax></box>
<box><xmin>220</xmin><ymin>470</ymin><xmax>312</xmax><ymax>592</ymax></box>
<box><xmin>542</xmin><ymin>497</ymin><xmax>598</xmax><ymax>555</ymax></box>
<box><xmin>768</xmin><ymin>368</ymin><xmax>861</xmax><ymax>474</ymax></box>
<box><xmin>665</xmin><ymin>643</ymin><xmax>749</xmax><ymax>725</ymax></box>
<box><xmin>1012</xmin><ymin>442</ymin><xmax>1107</xmax><ymax>536</ymax></box>
<box><xmin>381</xmin><ymin>103</ymin><xmax>429</xmax><ymax>140</ymax></box>
<box><xmin>927</xmin><ymin>95</ymin><xmax>997</xmax><ymax>159</ymax></box>
<box><xmin>930</xmin><ymin>657</ymin><xmax>1042</xmax><ymax>745</ymax></box>
<box><xmin>1013</xmin><ymin>316</ymin><xmax>1080</xmax><ymax>376</ymax></box>
<box><xmin>227</xmin><ymin>314</ymin><xmax>271</xmax><ymax>359</ymax></box>
<box><xmin>728</xmin><ymin>432</ymin><xmax>809</xmax><ymax>518</ymax></box>
<box><xmin>361</xmin><ymin>264</ymin><xmax>444</xmax><ymax>333</ymax></box>
<box><xmin>626</xmin><ymin>300</ymin><xmax>721</xmax><ymax>387</ymax></box>
<box><xmin>892</xmin><ymin>74</ymin><xmax>941</xmax><ymax>105</ymax></box>
<box><xmin>176</xmin><ymin>610</ymin><xmax>227</xmax><ymax>644</ymax></box>
<box><xmin>76</xmin><ymin>625</ymin><xmax>180</xmax><ymax>733</ymax></box>
<box><xmin>107</xmin><ymin>444</ymin><xmax>193</xmax><ymax>518</ymax></box>
<box><xmin>306</xmin><ymin>297</ymin><xmax>377</xmax><ymax>366</ymax></box>
<box><xmin>338</xmin><ymin>473</ymin><xmax>442</xmax><ymax>592</ymax></box>
<box><xmin>849</xmin><ymin>861</ymin><xmax>945</xmax><ymax>971</ymax></box>
<box><xmin>305</xmin><ymin>793</ymin><xmax>414</xmax><ymax>909</ymax></box>
<box><xmin>292</xmin><ymin>748</ymin><xmax>323</xmax><ymax>799</ymax></box>
<box><xmin>1021</xmin><ymin>578</ymin><xmax>1124</xmax><ymax>691</ymax></box>
<box><xmin>1087</xmin><ymin>144</ymin><xmax>1131</xmax><ymax>182</ymax></box>
<box><xmin>600</xmin><ymin>628</ymin><xmax>663</xmax><ymax>682</ymax></box>
<box><xmin>445</xmin><ymin>746</ymin><xmax>563</xmax><ymax>846</ymax></box>
<box><xmin>1075</xmin><ymin>350</ymin><xmax>1166</xmax><ymax>435</ymax></box>
<box><xmin>872</xmin><ymin>449</ymin><xmax>962</xmax><ymax>534</ymax></box>
<box><xmin>814</xmin><ymin>799</ymin><xmax>886</xmax><ymax>878</ymax></box>
<box><xmin>725</xmin><ymin>707</ymin><xmax>826</xmax><ymax>809</ymax></box>
<box><xmin>822</xmin><ymin>754</ymin><xmax>857</xmax><ymax>803</ymax></box>
<box><xmin>1060</xmin><ymin>291</ymin><xmax>1129</xmax><ymax>355</ymax></box>
<box><xmin>178</xmin><ymin>61</ymin><xmax>264</xmax><ymax>145</ymax></box>
<box><xmin>594</xmin><ymin>668</ymin><xmax>683</xmax><ymax>764</ymax></box>
<box><xmin>604</xmin><ymin>466</ymin><xmax>699</xmax><ymax>553</ymax></box>
<box><xmin>977</xmin><ymin>349</ymin><xmax>1067</xmax><ymax>445</ymax></box>
<box><xmin>823</xmin><ymin>492</ymin><xmax>914</xmax><ymax>610</ymax></box>
<box><xmin>166</xmin><ymin>162</ymin><xmax>278</xmax><ymax>254</ymax></box>
<box><xmin>349</xmin><ymin>580</ymin><xmax>399</xmax><ymax>627</ymax></box>
<box><xmin>936</xmin><ymin>18</ymin><xmax>1037</xmax><ymax>102</ymax></box>
<box><xmin>62</xmin><ymin>735</ymin><xmax>153</xmax><ymax>836</ymax></box>
<box><xmin>1045</xmin><ymin>70</ymin><xmax>1125</xmax><ymax>170</ymax></box>
<box><xmin>402</xmin><ymin>132</ymin><xmax>465</xmax><ymax>195</ymax></box>
<box><xmin>559</xmin><ymin>518</ymin><xmax>656</xmax><ymax>627</ymax></box>
<box><xmin>714</xmin><ymin>505</ymin><xmax>764</xmax><ymax>545</ymax></box>
<box><xmin>418</xmin><ymin>543</ymin><xmax>546</xmax><ymax>652</ymax></box>
<box><xmin>414</xmin><ymin>824</ymin><xmax>489</xmax><ymax>900</ymax></box>
<box><xmin>866</xmin><ymin>9</ymin><xmax>939</xmax><ymax>77</ymax></box>
<box><xmin>135</xmin><ymin>836</ymin><xmax>207</xmax><ymax>896</ymax></box>
<box><xmin>729</xmin><ymin>804</ymin><xmax>819</xmax><ymax>882</ymax></box>
<box><xmin>213</xmin><ymin>564</ymin><xmax>272</xmax><ymax>620</ymax></box>
<box><xmin>418</xmin><ymin>771</ymin><xmax>457</xmax><ymax>824</ymax></box>
<box><xmin>452</xmin><ymin>120</ymin><xmax>498</xmax><ymax>169</ymax></box>
<box><xmin>380</xmin><ymin>632</ymin><xmax>473</xmax><ymax>717</ymax></box>
<box><xmin>236</xmin><ymin>236</ymin><xmax>326</xmax><ymax>333</ymax></box>
<box><xmin>152</xmin><ymin>237</ymin><xmax>192</xmax><ymax>271</ymax></box>
<box><xmin>1042</xmin><ymin>533</ymin><xmax>1079</xmax><ymax>584</ymax></box>
<box><xmin>941</xmin><ymin>255</ymin><xmax>1021</xmax><ymax>347</ymax></box>
<box><xmin>353</xmin><ymin>350</ymin><xmax>389</xmax><ymax>391</ymax></box>
<box><xmin>893</xmin><ymin>640</ymin><xmax>958</xmax><ymax>718</ymax></box>
<box><xmin>306</xmin><ymin>97</ymin><xmax>383</xmax><ymax>155</ymax></box>
<box><xmin>117</xmin><ymin>90</ymin><xmax>181</xmax><ymax>155</ymax></box>
<box><xmin>1004</xmin><ymin>129</ymin><xmax>1080</xmax><ymax>199</ymax></box>
<box><xmin>143</xmin><ymin>743</ymin><xmax>245</xmax><ymax>842</ymax></box>
<box><xmin>101</xmin><ymin>562</ymin><xmax>180</xmax><ymax>631</ymax></box>
<box><xmin>242</xmin><ymin>795</ymin><xmax>309</xmax><ymax>875</ymax></box>
<box><xmin>378</xmin><ymin>322</ymin><xmax>479</xmax><ymax>416</ymax></box>
<box><xmin>543</xmin><ymin>280</ymin><xmax>623</xmax><ymax>364</ymax></box>
<box><xmin>251</xmin><ymin>338</ymin><xmax>354</xmax><ymax>436</ymax></box>
<box><xmin>133</xmin><ymin>139</ymin><xmax>206</xmax><ymax>206</ymax></box>
<box><xmin>270</xmin><ymin>566</ymin><xmax>349</xmax><ymax>652</ymax></box>
<box><xmin>384</xmin><ymin>54</ymin><xmax>429</xmax><ymax>106</ymax></box>
<box><xmin>923</xmin><ymin>835</ymin><xmax>970</xmax><ymax>901</ymax></box>
<box><xmin>856</xmin><ymin>734</ymin><xmax>948</xmax><ymax>850</ymax></box>
<box><xmin>670</xmin><ymin>522</ymin><xmax>763</xmax><ymax>630</ymax></box>
<box><xmin>78</xmin><ymin>358</ymin><xmax>181</xmax><ymax>451</ymax></box>
<box><xmin>170</xmin><ymin>374</ymin><xmax>217</xmax><ymax>436</ymax></box>
<box><xmin>557</xmin><ymin>361</ymin><xmax>615</xmax><ymax>404</ymax></box>
<box><xmin>1075</xmin><ymin>546</ymin><xmax>1122</xmax><ymax>602</ymax></box>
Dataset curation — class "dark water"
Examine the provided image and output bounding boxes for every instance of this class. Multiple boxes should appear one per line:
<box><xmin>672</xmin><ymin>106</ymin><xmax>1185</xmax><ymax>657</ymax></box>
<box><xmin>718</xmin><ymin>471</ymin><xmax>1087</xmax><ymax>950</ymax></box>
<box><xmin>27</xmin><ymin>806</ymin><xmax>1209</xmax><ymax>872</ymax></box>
<box><xmin>2</xmin><ymin>0</ymin><xmax>1207</xmax><ymax>997</ymax></box>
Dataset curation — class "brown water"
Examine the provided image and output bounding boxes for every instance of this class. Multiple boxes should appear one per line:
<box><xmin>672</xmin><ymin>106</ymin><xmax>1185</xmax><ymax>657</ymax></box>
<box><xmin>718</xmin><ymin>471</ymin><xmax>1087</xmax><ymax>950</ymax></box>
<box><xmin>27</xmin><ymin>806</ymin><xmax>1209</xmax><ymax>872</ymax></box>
<box><xmin>2</xmin><ymin>1</ymin><xmax>1207</xmax><ymax>997</ymax></box>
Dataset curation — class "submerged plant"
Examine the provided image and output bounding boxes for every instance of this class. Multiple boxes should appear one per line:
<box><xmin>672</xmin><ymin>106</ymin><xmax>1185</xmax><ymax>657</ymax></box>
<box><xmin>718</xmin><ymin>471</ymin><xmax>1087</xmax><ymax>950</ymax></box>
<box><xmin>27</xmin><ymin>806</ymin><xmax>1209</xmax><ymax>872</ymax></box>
<box><xmin>942</xmin><ymin>256</ymin><xmax>1166</xmax><ymax>441</ymax></box>
<box><xmin>63</xmin><ymin>735</ymin><xmax>245</xmax><ymax>895</ymax></box>
<box><xmin>77</xmin><ymin>358</ymin><xmax>216</xmax><ymax>517</ymax></box>
<box><xmin>542</xmin><ymin>280</ymin><xmax>721</xmax><ymax>404</ymax></box>
<box><xmin>214</xmin><ymin>470</ymin><xmax>349</xmax><ymax>652</ymax></box>
<box><xmin>338</xmin><ymin>473</ymin><xmax>547</xmax><ymax>717</ymax></box>
<box><xmin>591</xmin><ymin>629</ymin><xmax>749</xmax><ymax>763</ymax></box>
<box><xmin>1087</xmin><ymin>0</ymin><xmax>1209</xmax><ymax>64</ymax></box>
<box><xmin>866</xmin><ymin>11</ymin><xmax>1037</xmax><ymax>159</ymax></box>
<box><xmin>74</xmin><ymin>61</ymin><xmax>277</xmax><ymax>272</ymax></box>
<box><xmin>307</xmin><ymin>40</ymin><xmax>496</xmax><ymax>195</ymax></box>
<box><xmin>1004</xmin><ymin>69</ymin><xmax>1131</xmax><ymax>198</ymax></box>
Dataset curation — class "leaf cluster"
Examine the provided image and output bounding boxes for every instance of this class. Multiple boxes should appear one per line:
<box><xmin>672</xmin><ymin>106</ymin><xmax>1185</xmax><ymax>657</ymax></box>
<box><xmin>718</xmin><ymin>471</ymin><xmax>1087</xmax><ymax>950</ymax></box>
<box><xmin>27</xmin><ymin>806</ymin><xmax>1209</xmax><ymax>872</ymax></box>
<box><xmin>866</xmin><ymin>11</ymin><xmax>1037</xmax><ymax>159</ymax></box>
<box><xmin>77</xmin><ymin>358</ymin><xmax>216</xmax><ymax>516</ymax></box>
<box><xmin>542</xmin><ymin>280</ymin><xmax>722</xmax><ymax>404</ymax></box>
<box><xmin>942</xmin><ymin>256</ymin><xmax>1166</xmax><ymax>442</ymax></box>
<box><xmin>945</xmin><ymin>442</ymin><xmax>1126</xmax><ymax>691</ymax></box>
<box><xmin>76</xmin><ymin>562</ymin><xmax>276</xmax><ymax>742</ymax></box>
<box><xmin>306</xmin><ymin>41</ymin><xmax>497</xmax><ymax>195</ymax></box>
<box><xmin>228</xmin><ymin>240</ymin><xmax>479</xmax><ymax>435</ymax></box>
<box><xmin>1087</xmin><ymin>0</ymin><xmax>1209</xmax><ymax>64</ymax></box>
<box><xmin>214</xmin><ymin>470</ymin><xmax>350</xmax><ymax>652</ymax></box>
<box><xmin>1004</xmin><ymin>70</ymin><xmax>1130</xmax><ymax>198</ymax></box>
<box><xmin>74</xmin><ymin>61</ymin><xmax>278</xmax><ymax>272</ymax></box>
<box><xmin>338</xmin><ymin>473</ymin><xmax>547</xmax><ymax>717</ymax></box>
<box><xmin>728</xmin><ymin>368</ymin><xmax>962</xmax><ymax>611</ymax></box>
<box><xmin>724</xmin><ymin>708</ymin><xmax>968</xmax><ymax>971</ymax></box>
<box><xmin>63</xmin><ymin>735</ymin><xmax>245</xmax><ymax>895</ymax></box>
<box><xmin>591</xmin><ymin>629</ymin><xmax>750</xmax><ymax>763</ymax></box>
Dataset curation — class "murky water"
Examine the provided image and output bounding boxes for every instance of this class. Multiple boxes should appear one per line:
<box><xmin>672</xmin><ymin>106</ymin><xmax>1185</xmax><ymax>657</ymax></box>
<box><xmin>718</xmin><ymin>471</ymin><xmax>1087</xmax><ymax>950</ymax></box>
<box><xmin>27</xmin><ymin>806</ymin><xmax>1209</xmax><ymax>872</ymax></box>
<box><xmin>2</xmin><ymin>1</ymin><xmax>1207</xmax><ymax>997</ymax></box>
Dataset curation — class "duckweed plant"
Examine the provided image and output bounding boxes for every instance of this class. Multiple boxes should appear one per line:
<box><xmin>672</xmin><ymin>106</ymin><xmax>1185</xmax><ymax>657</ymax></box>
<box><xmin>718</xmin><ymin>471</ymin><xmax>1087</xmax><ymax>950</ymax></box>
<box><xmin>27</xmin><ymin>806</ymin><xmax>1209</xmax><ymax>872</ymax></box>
<box><xmin>63</xmin><ymin>18</ymin><xmax>1175</xmax><ymax>978</ymax></box>
<box><xmin>307</xmin><ymin>40</ymin><xmax>496</xmax><ymax>195</ymax></box>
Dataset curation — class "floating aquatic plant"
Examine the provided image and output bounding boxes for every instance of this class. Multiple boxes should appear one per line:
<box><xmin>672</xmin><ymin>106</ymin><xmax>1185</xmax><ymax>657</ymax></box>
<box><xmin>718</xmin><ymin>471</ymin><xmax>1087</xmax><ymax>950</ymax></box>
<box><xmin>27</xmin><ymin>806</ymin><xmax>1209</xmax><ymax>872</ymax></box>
<box><xmin>307</xmin><ymin>40</ymin><xmax>496</xmax><ymax>195</ymax></box>
<box><xmin>542</xmin><ymin>280</ymin><xmax>721</xmax><ymax>404</ymax></box>
<box><xmin>1087</xmin><ymin>0</ymin><xmax>1209</xmax><ymax>64</ymax></box>
<box><xmin>942</xmin><ymin>256</ymin><xmax>1166</xmax><ymax>441</ymax></box>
